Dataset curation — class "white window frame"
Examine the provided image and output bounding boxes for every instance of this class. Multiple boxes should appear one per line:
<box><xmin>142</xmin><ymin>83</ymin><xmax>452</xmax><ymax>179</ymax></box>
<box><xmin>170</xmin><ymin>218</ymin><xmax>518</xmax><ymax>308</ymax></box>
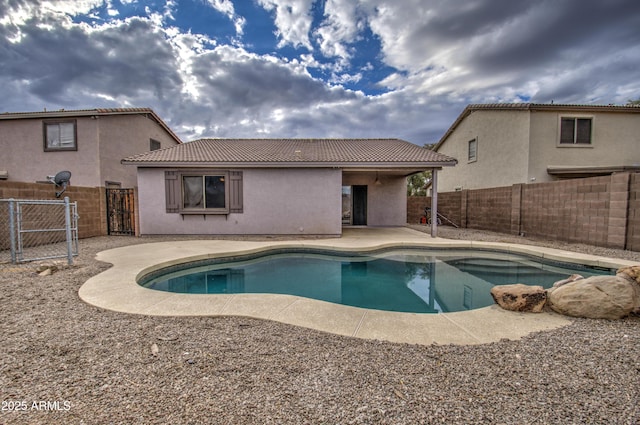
<box><xmin>558</xmin><ymin>116</ymin><xmax>594</xmax><ymax>147</ymax></box>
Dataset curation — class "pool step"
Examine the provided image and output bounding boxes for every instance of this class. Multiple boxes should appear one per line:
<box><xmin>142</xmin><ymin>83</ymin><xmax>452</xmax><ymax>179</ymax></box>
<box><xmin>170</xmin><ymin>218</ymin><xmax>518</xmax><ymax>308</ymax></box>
<box><xmin>443</xmin><ymin>258</ymin><xmax>560</xmax><ymax>286</ymax></box>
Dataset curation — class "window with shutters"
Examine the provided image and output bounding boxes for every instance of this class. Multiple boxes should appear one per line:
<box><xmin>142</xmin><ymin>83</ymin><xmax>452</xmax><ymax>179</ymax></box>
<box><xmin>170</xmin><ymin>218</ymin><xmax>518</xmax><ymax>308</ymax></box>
<box><xmin>559</xmin><ymin>117</ymin><xmax>593</xmax><ymax>145</ymax></box>
<box><xmin>165</xmin><ymin>170</ymin><xmax>243</xmax><ymax>214</ymax></box>
<box><xmin>43</xmin><ymin>120</ymin><xmax>77</xmax><ymax>151</ymax></box>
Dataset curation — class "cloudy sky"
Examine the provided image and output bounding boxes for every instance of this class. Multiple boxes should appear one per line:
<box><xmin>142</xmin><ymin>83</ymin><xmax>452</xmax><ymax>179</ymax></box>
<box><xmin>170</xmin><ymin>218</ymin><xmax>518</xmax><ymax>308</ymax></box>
<box><xmin>1</xmin><ymin>0</ymin><xmax>639</xmax><ymax>145</ymax></box>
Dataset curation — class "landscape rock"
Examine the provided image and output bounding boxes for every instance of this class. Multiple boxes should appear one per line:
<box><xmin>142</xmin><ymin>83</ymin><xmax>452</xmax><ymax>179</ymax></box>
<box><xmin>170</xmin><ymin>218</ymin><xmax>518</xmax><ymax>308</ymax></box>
<box><xmin>547</xmin><ymin>275</ymin><xmax>640</xmax><ymax>319</ymax></box>
<box><xmin>35</xmin><ymin>262</ymin><xmax>62</xmax><ymax>276</ymax></box>
<box><xmin>616</xmin><ymin>266</ymin><xmax>640</xmax><ymax>314</ymax></box>
<box><xmin>552</xmin><ymin>273</ymin><xmax>584</xmax><ymax>288</ymax></box>
<box><xmin>38</xmin><ymin>268</ymin><xmax>53</xmax><ymax>277</ymax></box>
<box><xmin>490</xmin><ymin>284</ymin><xmax>547</xmax><ymax>313</ymax></box>
<box><xmin>616</xmin><ymin>265</ymin><xmax>640</xmax><ymax>285</ymax></box>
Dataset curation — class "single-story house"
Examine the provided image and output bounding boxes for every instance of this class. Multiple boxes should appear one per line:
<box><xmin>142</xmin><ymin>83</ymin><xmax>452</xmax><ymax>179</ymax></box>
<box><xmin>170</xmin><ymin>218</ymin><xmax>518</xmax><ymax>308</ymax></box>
<box><xmin>122</xmin><ymin>138</ymin><xmax>457</xmax><ymax>236</ymax></box>
<box><xmin>433</xmin><ymin>103</ymin><xmax>640</xmax><ymax>192</ymax></box>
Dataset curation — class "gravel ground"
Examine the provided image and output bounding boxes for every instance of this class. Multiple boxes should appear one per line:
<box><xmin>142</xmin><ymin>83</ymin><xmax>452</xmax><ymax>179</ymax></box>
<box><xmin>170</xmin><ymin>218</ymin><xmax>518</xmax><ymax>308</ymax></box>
<box><xmin>1</xmin><ymin>228</ymin><xmax>639</xmax><ymax>424</ymax></box>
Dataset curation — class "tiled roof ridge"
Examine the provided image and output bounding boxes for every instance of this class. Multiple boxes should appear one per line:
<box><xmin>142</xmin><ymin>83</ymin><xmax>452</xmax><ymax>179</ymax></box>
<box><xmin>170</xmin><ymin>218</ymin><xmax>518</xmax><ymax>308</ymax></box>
<box><xmin>1</xmin><ymin>107</ymin><xmax>154</xmax><ymax>116</ymax></box>
<box><xmin>466</xmin><ymin>102</ymin><xmax>640</xmax><ymax>110</ymax></box>
<box><xmin>122</xmin><ymin>137</ymin><xmax>457</xmax><ymax>165</ymax></box>
<box><xmin>192</xmin><ymin>137</ymin><xmax>405</xmax><ymax>142</ymax></box>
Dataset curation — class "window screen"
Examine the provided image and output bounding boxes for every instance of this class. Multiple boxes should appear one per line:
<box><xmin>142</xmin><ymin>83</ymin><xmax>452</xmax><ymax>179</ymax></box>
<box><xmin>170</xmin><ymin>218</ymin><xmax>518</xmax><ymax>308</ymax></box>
<box><xmin>44</xmin><ymin>121</ymin><xmax>77</xmax><ymax>150</ymax></box>
<box><xmin>560</xmin><ymin>117</ymin><xmax>592</xmax><ymax>144</ymax></box>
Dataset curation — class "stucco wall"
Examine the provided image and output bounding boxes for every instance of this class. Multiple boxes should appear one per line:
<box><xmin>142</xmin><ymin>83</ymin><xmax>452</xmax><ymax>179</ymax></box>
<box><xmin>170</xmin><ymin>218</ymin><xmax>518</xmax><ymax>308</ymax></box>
<box><xmin>98</xmin><ymin>114</ymin><xmax>180</xmax><ymax>187</ymax></box>
<box><xmin>136</xmin><ymin>168</ymin><xmax>343</xmax><ymax>235</ymax></box>
<box><xmin>436</xmin><ymin>110</ymin><xmax>531</xmax><ymax>192</ymax></box>
<box><xmin>0</xmin><ymin>114</ymin><xmax>179</xmax><ymax>188</ymax></box>
<box><xmin>0</xmin><ymin>117</ymin><xmax>101</xmax><ymax>186</ymax></box>
<box><xmin>528</xmin><ymin>111</ymin><xmax>640</xmax><ymax>183</ymax></box>
<box><xmin>342</xmin><ymin>173</ymin><xmax>407</xmax><ymax>226</ymax></box>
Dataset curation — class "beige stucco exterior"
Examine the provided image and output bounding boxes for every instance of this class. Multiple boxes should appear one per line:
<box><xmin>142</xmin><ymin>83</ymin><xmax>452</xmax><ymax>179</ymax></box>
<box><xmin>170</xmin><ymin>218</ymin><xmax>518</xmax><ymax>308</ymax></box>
<box><xmin>435</xmin><ymin>105</ymin><xmax>640</xmax><ymax>192</ymax></box>
<box><xmin>0</xmin><ymin>110</ymin><xmax>180</xmax><ymax>188</ymax></box>
<box><xmin>137</xmin><ymin>168</ymin><xmax>343</xmax><ymax>235</ymax></box>
<box><xmin>135</xmin><ymin>168</ymin><xmax>412</xmax><ymax>236</ymax></box>
<box><xmin>342</xmin><ymin>172</ymin><xmax>408</xmax><ymax>226</ymax></box>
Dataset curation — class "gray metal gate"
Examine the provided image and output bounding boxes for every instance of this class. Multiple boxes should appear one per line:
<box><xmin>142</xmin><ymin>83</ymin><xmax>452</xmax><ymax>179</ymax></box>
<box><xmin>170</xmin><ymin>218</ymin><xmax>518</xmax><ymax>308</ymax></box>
<box><xmin>0</xmin><ymin>197</ymin><xmax>79</xmax><ymax>265</ymax></box>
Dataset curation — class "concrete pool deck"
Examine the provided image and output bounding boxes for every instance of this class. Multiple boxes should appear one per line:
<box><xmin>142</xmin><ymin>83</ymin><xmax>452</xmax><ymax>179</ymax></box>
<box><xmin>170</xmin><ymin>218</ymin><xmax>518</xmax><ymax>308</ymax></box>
<box><xmin>79</xmin><ymin>227</ymin><xmax>636</xmax><ymax>346</ymax></box>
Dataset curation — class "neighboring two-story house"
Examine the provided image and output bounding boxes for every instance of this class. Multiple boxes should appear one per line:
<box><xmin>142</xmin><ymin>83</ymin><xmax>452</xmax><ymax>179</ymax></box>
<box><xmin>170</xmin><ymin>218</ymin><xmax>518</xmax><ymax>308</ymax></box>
<box><xmin>0</xmin><ymin>107</ymin><xmax>182</xmax><ymax>188</ymax></box>
<box><xmin>433</xmin><ymin>103</ymin><xmax>640</xmax><ymax>192</ymax></box>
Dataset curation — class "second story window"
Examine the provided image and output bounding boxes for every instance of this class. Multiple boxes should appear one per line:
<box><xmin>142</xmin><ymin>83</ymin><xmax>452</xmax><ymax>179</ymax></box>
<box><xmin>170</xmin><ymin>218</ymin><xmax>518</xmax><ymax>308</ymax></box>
<box><xmin>44</xmin><ymin>120</ymin><xmax>77</xmax><ymax>151</ymax></box>
<box><xmin>150</xmin><ymin>139</ymin><xmax>161</xmax><ymax>151</ymax></box>
<box><xmin>560</xmin><ymin>117</ymin><xmax>592</xmax><ymax>145</ymax></box>
<box><xmin>468</xmin><ymin>138</ymin><xmax>477</xmax><ymax>162</ymax></box>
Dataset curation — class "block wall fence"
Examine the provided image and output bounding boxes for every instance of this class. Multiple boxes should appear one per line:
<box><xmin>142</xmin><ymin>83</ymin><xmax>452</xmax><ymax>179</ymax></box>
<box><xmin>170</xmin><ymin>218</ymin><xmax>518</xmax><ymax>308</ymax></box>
<box><xmin>0</xmin><ymin>181</ymin><xmax>106</xmax><ymax>239</ymax></box>
<box><xmin>408</xmin><ymin>172</ymin><xmax>640</xmax><ymax>252</ymax></box>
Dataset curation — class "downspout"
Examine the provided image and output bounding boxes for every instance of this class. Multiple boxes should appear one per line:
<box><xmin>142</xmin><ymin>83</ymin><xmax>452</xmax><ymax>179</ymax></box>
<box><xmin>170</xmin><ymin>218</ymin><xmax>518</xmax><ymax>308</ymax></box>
<box><xmin>430</xmin><ymin>169</ymin><xmax>438</xmax><ymax>237</ymax></box>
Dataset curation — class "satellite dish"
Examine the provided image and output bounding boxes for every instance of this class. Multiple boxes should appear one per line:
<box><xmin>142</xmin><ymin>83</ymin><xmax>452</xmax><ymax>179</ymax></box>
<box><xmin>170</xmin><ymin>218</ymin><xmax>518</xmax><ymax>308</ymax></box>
<box><xmin>53</xmin><ymin>170</ymin><xmax>72</xmax><ymax>197</ymax></box>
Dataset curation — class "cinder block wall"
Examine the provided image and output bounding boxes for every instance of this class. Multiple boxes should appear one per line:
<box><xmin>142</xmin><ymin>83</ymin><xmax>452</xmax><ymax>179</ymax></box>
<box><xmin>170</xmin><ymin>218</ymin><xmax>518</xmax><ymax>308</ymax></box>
<box><xmin>0</xmin><ymin>181</ymin><xmax>106</xmax><ymax>238</ymax></box>
<box><xmin>627</xmin><ymin>173</ymin><xmax>640</xmax><ymax>251</ymax></box>
<box><xmin>520</xmin><ymin>176</ymin><xmax>612</xmax><ymax>245</ymax></box>
<box><xmin>407</xmin><ymin>192</ymin><xmax>462</xmax><ymax>226</ymax></box>
<box><xmin>408</xmin><ymin>172</ymin><xmax>640</xmax><ymax>251</ymax></box>
<box><xmin>465</xmin><ymin>186</ymin><xmax>512</xmax><ymax>232</ymax></box>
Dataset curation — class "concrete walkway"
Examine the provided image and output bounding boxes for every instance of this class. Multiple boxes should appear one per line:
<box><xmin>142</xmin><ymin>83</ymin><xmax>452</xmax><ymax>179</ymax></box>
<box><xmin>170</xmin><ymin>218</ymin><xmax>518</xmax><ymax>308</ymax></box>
<box><xmin>79</xmin><ymin>227</ymin><xmax>635</xmax><ymax>346</ymax></box>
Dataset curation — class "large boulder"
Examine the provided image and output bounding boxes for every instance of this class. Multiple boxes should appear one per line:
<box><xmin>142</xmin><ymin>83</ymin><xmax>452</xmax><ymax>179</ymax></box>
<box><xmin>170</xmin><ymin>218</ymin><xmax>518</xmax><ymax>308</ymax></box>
<box><xmin>547</xmin><ymin>275</ymin><xmax>640</xmax><ymax>319</ymax></box>
<box><xmin>491</xmin><ymin>284</ymin><xmax>547</xmax><ymax>313</ymax></box>
<box><xmin>617</xmin><ymin>266</ymin><xmax>640</xmax><ymax>285</ymax></box>
<box><xmin>616</xmin><ymin>266</ymin><xmax>640</xmax><ymax>314</ymax></box>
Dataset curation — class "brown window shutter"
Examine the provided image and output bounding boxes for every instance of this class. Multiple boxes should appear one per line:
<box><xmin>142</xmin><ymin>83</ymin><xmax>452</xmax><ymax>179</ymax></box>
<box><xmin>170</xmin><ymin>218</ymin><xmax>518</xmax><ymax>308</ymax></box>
<box><xmin>165</xmin><ymin>170</ymin><xmax>180</xmax><ymax>213</ymax></box>
<box><xmin>229</xmin><ymin>171</ymin><xmax>243</xmax><ymax>213</ymax></box>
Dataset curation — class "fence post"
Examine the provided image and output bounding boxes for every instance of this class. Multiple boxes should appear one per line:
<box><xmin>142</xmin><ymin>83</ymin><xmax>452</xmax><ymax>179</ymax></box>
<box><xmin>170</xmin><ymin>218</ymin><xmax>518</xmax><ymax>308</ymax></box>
<box><xmin>8</xmin><ymin>199</ymin><xmax>17</xmax><ymax>264</ymax></box>
<box><xmin>430</xmin><ymin>169</ymin><xmax>438</xmax><ymax>237</ymax></box>
<box><xmin>64</xmin><ymin>196</ymin><xmax>73</xmax><ymax>265</ymax></box>
<box><xmin>511</xmin><ymin>184</ymin><xmax>523</xmax><ymax>235</ymax></box>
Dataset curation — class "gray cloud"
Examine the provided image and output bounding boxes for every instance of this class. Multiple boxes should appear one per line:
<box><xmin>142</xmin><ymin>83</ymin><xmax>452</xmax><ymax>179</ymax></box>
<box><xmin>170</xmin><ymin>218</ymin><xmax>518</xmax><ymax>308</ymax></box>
<box><xmin>0</xmin><ymin>0</ymin><xmax>638</xmax><ymax>147</ymax></box>
<box><xmin>0</xmin><ymin>16</ymin><xmax>182</xmax><ymax>104</ymax></box>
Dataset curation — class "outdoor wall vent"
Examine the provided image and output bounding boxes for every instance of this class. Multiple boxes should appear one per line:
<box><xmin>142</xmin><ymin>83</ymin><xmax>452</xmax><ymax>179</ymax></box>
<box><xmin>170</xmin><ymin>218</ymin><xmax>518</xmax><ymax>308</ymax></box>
<box><xmin>0</xmin><ymin>170</ymin><xmax>8</xmax><ymax>180</ymax></box>
<box><xmin>454</xmin><ymin>186</ymin><xmax>463</xmax><ymax>191</ymax></box>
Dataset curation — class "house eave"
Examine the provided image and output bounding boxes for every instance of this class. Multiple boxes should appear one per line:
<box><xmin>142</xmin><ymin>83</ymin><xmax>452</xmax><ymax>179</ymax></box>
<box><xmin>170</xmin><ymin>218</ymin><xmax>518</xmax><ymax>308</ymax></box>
<box><xmin>123</xmin><ymin>161</ymin><xmax>457</xmax><ymax>169</ymax></box>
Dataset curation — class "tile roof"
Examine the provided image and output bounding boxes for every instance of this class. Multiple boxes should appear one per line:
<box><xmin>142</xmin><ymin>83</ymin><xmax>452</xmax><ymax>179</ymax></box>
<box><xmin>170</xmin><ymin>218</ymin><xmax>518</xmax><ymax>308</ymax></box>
<box><xmin>0</xmin><ymin>107</ymin><xmax>182</xmax><ymax>144</ymax></box>
<box><xmin>122</xmin><ymin>138</ymin><xmax>457</xmax><ymax>167</ymax></box>
<box><xmin>434</xmin><ymin>102</ymin><xmax>640</xmax><ymax>150</ymax></box>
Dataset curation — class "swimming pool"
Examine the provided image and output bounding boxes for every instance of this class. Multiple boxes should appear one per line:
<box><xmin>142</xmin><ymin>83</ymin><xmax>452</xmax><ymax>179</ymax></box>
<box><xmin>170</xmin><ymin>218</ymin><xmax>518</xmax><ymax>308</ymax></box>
<box><xmin>139</xmin><ymin>248</ymin><xmax>613</xmax><ymax>313</ymax></box>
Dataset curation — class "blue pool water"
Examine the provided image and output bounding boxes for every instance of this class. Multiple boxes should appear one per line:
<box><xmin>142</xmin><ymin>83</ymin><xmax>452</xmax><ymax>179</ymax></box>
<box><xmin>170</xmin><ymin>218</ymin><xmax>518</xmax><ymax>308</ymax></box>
<box><xmin>139</xmin><ymin>249</ymin><xmax>613</xmax><ymax>313</ymax></box>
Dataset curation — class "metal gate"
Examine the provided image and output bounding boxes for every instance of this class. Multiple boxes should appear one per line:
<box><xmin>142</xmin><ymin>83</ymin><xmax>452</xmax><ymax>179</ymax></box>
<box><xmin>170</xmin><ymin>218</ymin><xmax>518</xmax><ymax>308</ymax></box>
<box><xmin>106</xmin><ymin>188</ymin><xmax>135</xmax><ymax>235</ymax></box>
<box><xmin>0</xmin><ymin>197</ymin><xmax>79</xmax><ymax>264</ymax></box>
